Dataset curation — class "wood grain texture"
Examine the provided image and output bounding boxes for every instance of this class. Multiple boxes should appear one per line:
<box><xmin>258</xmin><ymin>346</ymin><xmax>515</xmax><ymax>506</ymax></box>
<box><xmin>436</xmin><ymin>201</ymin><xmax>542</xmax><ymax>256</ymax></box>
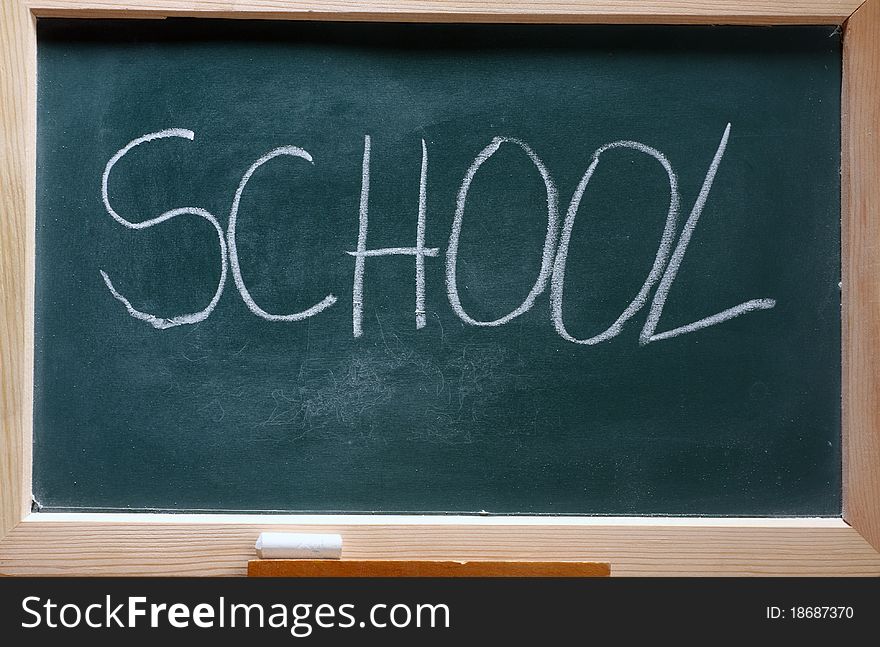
<box><xmin>22</xmin><ymin>0</ymin><xmax>862</xmax><ymax>24</ymax></box>
<box><xmin>0</xmin><ymin>0</ymin><xmax>35</xmax><ymax>542</ymax></box>
<box><xmin>842</xmin><ymin>0</ymin><xmax>880</xmax><ymax>552</ymax></box>
<box><xmin>248</xmin><ymin>559</ymin><xmax>611</xmax><ymax>577</ymax></box>
<box><xmin>1</xmin><ymin>516</ymin><xmax>879</xmax><ymax>576</ymax></box>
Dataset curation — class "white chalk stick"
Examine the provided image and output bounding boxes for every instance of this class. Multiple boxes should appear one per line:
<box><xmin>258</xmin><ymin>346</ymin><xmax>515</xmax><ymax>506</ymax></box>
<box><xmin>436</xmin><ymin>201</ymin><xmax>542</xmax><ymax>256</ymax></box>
<box><xmin>254</xmin><ymin>532</ymin><xmax>343</xmax><ymax>559</ymax></box>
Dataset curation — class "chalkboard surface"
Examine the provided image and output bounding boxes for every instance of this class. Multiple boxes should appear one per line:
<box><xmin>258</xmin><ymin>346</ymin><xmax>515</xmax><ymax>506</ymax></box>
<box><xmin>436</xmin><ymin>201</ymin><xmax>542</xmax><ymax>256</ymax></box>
<box><xmin>34</xmin><ymin>20</ymin><xmax>841</xmax><ymax>515</ymax></box>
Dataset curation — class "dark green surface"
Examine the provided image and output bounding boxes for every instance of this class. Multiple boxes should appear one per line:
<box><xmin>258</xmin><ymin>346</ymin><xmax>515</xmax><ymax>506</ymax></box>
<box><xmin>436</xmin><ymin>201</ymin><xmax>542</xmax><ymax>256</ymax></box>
<box><xmin>34</xmin><ymin>20</ymin><xmax>841</xmax><ymax>514</ymax></box>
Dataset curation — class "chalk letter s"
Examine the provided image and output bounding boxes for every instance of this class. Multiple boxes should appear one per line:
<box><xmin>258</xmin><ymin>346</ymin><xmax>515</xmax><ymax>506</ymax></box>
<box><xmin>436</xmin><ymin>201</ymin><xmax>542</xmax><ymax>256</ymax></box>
<box><xmin>100</xmin><ymin>129</ymin><xmax>228</xmax><ymax>329</ymax></box>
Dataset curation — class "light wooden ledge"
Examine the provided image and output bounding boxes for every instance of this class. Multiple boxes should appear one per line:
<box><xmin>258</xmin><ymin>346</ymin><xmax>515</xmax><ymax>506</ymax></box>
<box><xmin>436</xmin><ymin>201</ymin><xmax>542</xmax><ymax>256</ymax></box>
<box><xmin>1</xmin><ymin>515</ymin><xmax>879</xmax><ymax>576</ymax></box>
<box><xmin>22</xmin><ymin>0</ymin><xmax>866</xmax><ymax>24</ymax></box>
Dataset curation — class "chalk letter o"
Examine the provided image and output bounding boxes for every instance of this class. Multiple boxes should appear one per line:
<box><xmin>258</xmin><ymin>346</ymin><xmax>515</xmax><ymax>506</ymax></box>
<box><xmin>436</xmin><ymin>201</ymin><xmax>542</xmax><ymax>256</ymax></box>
<box><xmin>550</xmin><ymin>141</ymin><xmax>680</xmax><ymax>344</ymax></box>
<box><xmin>446</xmin><ymin>137</ymin><xmax>559</xmax><ymax>327</ymax></box>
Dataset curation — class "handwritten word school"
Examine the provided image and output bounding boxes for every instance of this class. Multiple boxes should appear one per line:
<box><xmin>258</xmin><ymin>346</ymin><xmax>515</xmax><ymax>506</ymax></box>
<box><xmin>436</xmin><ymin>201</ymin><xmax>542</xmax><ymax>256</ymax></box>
<box><xmin>100</xmin><ymin>124</ymin><xmax>774</xmax><ymax>345</ymax></box>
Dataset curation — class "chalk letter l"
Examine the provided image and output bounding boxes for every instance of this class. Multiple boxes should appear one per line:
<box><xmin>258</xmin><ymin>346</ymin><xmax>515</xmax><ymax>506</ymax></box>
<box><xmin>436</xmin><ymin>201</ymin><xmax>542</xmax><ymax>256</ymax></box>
<box><xmin>640</xmin><ymin>123</ymin><xmax>776</xmax><ymax>345</ymax></box>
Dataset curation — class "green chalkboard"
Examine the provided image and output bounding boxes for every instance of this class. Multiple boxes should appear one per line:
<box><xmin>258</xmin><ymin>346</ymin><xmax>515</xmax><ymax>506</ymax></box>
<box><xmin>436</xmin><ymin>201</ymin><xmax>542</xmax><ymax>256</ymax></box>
<box><xmin>34</xmin><ymin>19</ymin><xmax>841</xmax><ymax>515</ymax></box>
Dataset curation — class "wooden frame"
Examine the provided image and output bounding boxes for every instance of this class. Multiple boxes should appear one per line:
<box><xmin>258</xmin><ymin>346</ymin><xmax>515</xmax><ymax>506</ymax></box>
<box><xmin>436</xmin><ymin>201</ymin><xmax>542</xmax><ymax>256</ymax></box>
<box><xmin>1</xmin><ymin>0</ymin><xmax>878</xmax><ymax>576</ymax></box>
